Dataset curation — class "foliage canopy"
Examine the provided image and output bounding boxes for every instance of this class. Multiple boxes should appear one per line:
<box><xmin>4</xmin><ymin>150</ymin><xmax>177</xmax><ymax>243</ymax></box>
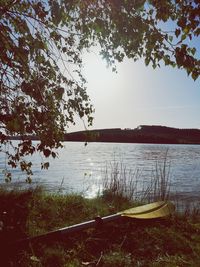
<box><xmin>0</xmin><ymin>0</ymin><xmax>199</xmax><ymax>180</ymax></box>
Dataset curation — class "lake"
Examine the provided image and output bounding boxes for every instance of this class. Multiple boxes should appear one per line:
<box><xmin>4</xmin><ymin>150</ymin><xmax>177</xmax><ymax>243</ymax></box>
<box><xmin>1</xmin><ymin>142</ymin><xmax>200</xmax><ymax>201</ymax></box>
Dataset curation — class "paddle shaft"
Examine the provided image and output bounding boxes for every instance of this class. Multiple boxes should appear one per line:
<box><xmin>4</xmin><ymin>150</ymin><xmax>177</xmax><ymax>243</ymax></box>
<box><xmin>11</xmin><ymin>201</ymin><xmax>174</xmax><ymax>247</ymax></box>
<box><xmin>13</xmin><ymin>213</ymin><xmax>121</xmax><ymax>246</ymax></box>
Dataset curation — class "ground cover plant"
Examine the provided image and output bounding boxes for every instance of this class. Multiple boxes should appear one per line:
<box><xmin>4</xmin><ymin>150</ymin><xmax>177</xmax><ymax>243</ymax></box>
<box><xmin>0</xmin><ymin>187</ymin><xmax>200</xmax><ymax>267</ymax></box>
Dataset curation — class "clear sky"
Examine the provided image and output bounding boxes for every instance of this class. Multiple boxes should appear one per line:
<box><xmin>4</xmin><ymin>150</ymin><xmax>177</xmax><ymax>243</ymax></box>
<box><xmin>69</xmin><ymin>48</ymin><xmax>200</xmax><ymax>132</ymax></box>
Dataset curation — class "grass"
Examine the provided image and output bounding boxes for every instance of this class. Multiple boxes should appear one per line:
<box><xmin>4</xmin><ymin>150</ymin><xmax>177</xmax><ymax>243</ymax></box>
<box><xmin>0</xmin><ymin>151</ymin><xmax>199</xmax><ymax>266</ymax></box>
<box><xmin>102</xmin><ymin>160</ymin><xmax>142</xmax><ymax>203</ymax></box>
<box><xmin>0</xmin><ymin>186</ymin><xmax>200</xmax><ymax>267</ymax></box>
<box><xmin>101</xmin><ymin>152</ymin><xmax>171</xmax><ymax>204</ymax></box>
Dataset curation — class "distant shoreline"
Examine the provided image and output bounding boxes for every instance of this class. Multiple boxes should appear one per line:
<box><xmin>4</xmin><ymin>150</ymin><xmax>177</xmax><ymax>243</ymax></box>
<box><xmin>64</xmin><ymin>140</ymin><xmax>200</xmax><ymax>145</ymax></box>
<box><xmin>8</xmin><ymin>125</ymin><xmax>200</xmax><ymax>145</ymax></box>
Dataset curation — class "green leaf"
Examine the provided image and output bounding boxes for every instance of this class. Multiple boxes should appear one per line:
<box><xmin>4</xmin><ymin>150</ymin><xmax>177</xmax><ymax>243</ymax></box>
<box><xmin>51</xmin><ymin>2</ymin><xmax>62</xmax><ymax>25</ymax></box>
<box><xmin>51</xmin><ymin>151</ymin><xmax>57</xmax><ymax>158</ymax></box>
<box><xmin>43</xmin><ymin>149</ymin><xmax>51</xmax><ymax>157</ymax></box>
<box><xmin>191</xmin><ymin>47</ymin><xmax>196</xmax><ymax>56</ymax></box>
<box><xmin>26</xmin><ymin>177</ymin><xmax>32</xmax><ymax>183</ymax></box>
<box><xmin>191</xmin><ymin>71</ymin><xmax>198</xmax><ymax>81</ymax></box>
<box><xmin>54</xmin><ymin>87</ymin><xmax>64</xmax><ymax>100</ymax></box>
<box><xmin>145</xmin><ymin>57</ymin><xmax>150</xmax><ymax>66</ymax></box>
<box><xmin>183</xmin><ymin>26</ymin><xmax>190</xmax><ymax>35</ymax></box>
<box><xmin>175</xmin><ymin>29</ymin><xmax>181</xmax><ymax>38</ymax></box>
<box><xmin>181</xmin><ymin>34</ymin><xmax>187</xmax><ymax>41</ymax></box>
<box><xmin>169</xmin><ymin>36</ymin><xmax>173</xmax><ymax>43</ymax></box>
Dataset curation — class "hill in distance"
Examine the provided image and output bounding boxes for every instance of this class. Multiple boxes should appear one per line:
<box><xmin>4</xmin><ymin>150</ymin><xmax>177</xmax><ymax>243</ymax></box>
<box><xmin>64</xmin><ymin>125</ymin><xmax>200</xmax><ymax>144</ymax></box>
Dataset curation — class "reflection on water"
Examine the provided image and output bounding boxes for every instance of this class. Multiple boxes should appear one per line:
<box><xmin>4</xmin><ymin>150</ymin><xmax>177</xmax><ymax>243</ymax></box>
<box><xmin>0</xmin><ymin>142</ymin><xmax>200</xmax><ymax>200</ymax></box>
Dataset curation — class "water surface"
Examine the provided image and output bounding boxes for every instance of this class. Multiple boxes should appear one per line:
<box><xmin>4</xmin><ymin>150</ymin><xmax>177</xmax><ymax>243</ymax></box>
<box><xmin>0</xmin><ymin>142</ymin><xmax>200</xmax><ymax>200</ymax></box>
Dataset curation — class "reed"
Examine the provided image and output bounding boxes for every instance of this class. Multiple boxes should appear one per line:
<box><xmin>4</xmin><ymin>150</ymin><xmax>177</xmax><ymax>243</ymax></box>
<box><xmin>143</xmin><ymin>150</ymin><xmax>171</xmax><ymax>203</ymax></box>
<box><xmin>101</xmin><ymin>151</ymin><xmax>171</xmax><ymax>204</ymax></box>
<box><xmin>101</xmin><ymin>160</ymin><xmax>142</xmax><ymax>203</ymax></box>
<box><xmin>100</xmin><ymin>152</ymin><xmax>200</xmax><ymax>217</ymax></box>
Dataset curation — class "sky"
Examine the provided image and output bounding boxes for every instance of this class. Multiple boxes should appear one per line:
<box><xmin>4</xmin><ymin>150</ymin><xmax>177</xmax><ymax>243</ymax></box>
<box><xmin>69</xmin><ymin>48</ymin><xmax>200</xmax><ymax>132</ymax></box>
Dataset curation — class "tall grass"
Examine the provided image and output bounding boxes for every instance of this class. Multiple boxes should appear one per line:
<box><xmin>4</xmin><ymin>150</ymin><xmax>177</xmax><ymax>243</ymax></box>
<box><xmin>144</xmin><ymin>150</ymin><xmax>171</xmax><ymax>203</ymax></box>
<box><xmin>101</xmin><ymin>151</ymin><xmax>171</xmax><ymax>204</ymax></box>
<box><xmin>101</xmin><ymin>151</ymin><xmax>200</xmax><ymax>217</ymax></box>
<box><xmin>102</xmin><ymin>160</ymin><xmax>141</xmax><ymax>202</ymax></box>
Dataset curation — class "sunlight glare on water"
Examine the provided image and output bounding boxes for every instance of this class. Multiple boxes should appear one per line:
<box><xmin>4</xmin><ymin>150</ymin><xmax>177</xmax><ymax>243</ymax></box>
<box><xmin>1</xmin><ymin>142</ymin><xmax>200</xmax><ymax>200</ymax></box>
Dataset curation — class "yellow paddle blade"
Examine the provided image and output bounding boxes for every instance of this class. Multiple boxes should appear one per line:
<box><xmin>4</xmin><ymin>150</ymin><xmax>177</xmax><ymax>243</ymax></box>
<box><xmin>119</xmin><ymin>201</ymin><xmax>166</xmax><ymax>215</ymax></box>
<box><xmin>120</xmin><ymin>201</ymin><xmax>175</xmax><ymax>219</ymax></box>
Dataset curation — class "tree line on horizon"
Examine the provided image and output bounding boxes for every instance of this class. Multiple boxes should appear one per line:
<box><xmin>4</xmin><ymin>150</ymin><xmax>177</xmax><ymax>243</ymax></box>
<box><xmin>64</xmin><ymin>125</ymin><xmax>200</xmax><ymax>144</ymax></box>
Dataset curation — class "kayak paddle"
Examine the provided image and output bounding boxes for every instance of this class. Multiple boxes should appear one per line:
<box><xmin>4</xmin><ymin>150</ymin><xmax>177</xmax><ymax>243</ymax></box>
<box><xmin>12</xmin><ymin>201</ymin><xmax>175</xmax><ymax>246</ymax></box>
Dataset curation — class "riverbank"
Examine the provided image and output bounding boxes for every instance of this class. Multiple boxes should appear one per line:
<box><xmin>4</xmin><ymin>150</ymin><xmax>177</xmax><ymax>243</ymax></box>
<box><xmin>0</xmin><ymin>187</ymin><xmax>200</xmax><ymax>267</ymax></box>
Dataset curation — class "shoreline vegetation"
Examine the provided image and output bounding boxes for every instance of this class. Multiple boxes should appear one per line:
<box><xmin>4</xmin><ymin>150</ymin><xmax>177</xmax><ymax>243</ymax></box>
<box><xmin>9</xmin><ymin>125</ymin><xmax>200</xmax><ymax>145</ymax></box>
<box><xmin>1</xmin><ymin>160</ymin><xmax>200</xmax><ymax>267</ymax></box>
<box><xmin>0</xmin><ymin>187</ymin><xmax>200</xmax><ymax>267</ymax></box>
